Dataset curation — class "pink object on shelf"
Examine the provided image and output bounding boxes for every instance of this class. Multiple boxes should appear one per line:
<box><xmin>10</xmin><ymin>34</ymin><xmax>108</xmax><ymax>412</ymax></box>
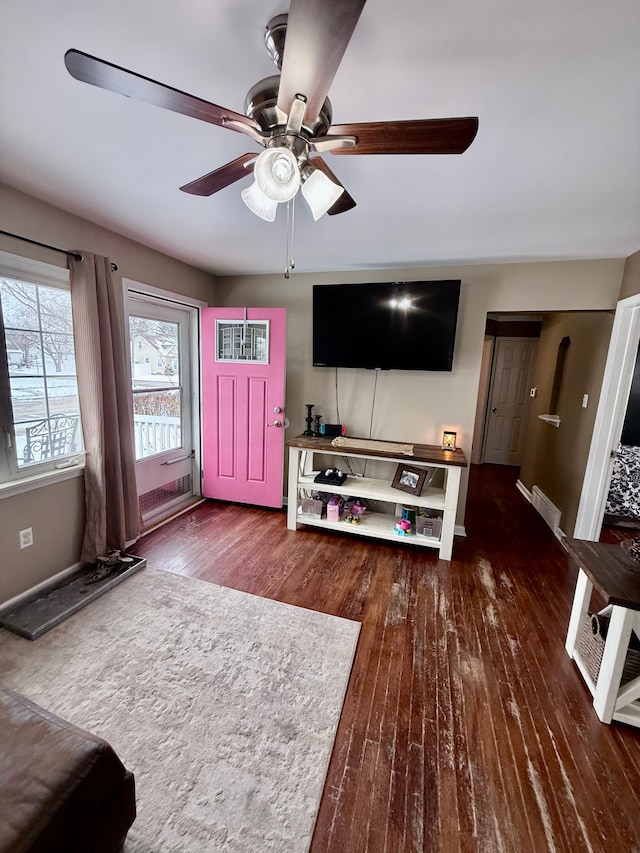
<box><xmin>327</xmin><ymin>494</ymin><xmax>344</xmax><ymax>522</ymax></box>
<box><xmin>349</xmin><ymin>501</ymin><xmax>365</xmax><ymax>516</ymax></box>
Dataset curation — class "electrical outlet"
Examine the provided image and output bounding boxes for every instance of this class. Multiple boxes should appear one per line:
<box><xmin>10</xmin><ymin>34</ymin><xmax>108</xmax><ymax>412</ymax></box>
<box><xmin>19</xmin><ymin>527</ymin><xmax>33</xmax><ymax>549</ymax></box>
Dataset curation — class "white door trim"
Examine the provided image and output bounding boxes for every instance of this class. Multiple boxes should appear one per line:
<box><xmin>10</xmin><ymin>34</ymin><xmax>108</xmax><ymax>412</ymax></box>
<box><xmin>574</xmin><ymin>293</ymin><xmax>640</xmax><ymax>539</ymax></box>
<box><xmin>123</xmin><ymin>278</ymin><xmax>207</xmax><ymax>309</ymax></box>
<box><xmin>123</xmin><ymin>280</ymin><xmax>203</xmax><ymax>502</ymax></box>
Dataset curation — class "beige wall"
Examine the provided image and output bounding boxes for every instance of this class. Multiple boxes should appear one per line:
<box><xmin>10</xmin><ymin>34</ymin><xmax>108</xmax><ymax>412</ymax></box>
<box><xmin>0</xmin><ymin>182</ymin><xmax>217</xmax><ymax>605</ymax></box>
<box><xmin>216</xmin><ymin>258</ymin><xmax>625</xmax><ymax>528</ymax></box>
<box><xmin>0</xmin><ymin>476</ymin><xmax>85</xmax><ymax>600</ymax></box>
<box><xmin>0</xmin><ymin>183</ymin><xmax>215</xmax><ymax>302</ymax></box>
<box><xmin>519</xmin><ymin>312</ymin><xmax>615</xmax><ymax>536</ymax></box>
<box><xmin>619</xmin><ymin>250</ymin><xmax>640</xmax><ymax>300</ymax></box>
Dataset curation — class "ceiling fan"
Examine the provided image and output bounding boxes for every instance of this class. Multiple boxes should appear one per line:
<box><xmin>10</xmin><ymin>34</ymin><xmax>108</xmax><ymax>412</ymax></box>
<box><xmin>64</xmin><ymin>0</ymin><xmax>478</xmax><ymax>222</ymax></box>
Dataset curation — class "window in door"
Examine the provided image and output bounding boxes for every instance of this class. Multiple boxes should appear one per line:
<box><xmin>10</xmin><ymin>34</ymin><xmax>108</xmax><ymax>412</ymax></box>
<box><xmin>0</xmin><ymin>255</ymin><xmax>83</xmax><ymax>483</ymax></box>
<box><xmin>216</xmin><ymin>319</ymin><xmax>270</xmax><ymax>362</ymax></box>
<box><xmin>129</xmin><ymin>315</ymin><xmax>182</xmax><ymax>461</ymax></box>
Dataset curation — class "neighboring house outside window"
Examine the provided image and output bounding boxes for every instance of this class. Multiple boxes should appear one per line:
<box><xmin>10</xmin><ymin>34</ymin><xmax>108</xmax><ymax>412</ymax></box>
<box><xmin>129</xmin><ymin>322</ymin><xmax>179</xmax><ymax>378</ymax></box>
<box><xmin>0</xmin><ymin>251</ymin><xmax>83</xmax><ymax>484</ymax></box>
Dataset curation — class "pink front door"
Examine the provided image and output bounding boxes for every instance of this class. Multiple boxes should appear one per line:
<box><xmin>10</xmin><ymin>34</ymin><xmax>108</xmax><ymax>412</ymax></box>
<box><xmin>201</xmin><ymin>307</ymin><xmax>286</xmax><ymax>508</ymax></box>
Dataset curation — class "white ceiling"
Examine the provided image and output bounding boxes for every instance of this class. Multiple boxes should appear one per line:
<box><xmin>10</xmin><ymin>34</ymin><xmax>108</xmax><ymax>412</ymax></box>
<box><xmin>1</xmin><ymin>0</ymin><xmax>639</xmax><ymax>277</ymax></box>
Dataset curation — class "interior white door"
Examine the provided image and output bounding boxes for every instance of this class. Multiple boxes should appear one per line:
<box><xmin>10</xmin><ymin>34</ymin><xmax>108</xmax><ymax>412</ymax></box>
<box><xmin>483</xmin><ymin>337</ymin><xmax>538</xmax><ymax>465</ymax></box>
<box><xmin>127</xmin><ymin>293</ymin><xmax>199</xmax><ymax>524</ymax></box>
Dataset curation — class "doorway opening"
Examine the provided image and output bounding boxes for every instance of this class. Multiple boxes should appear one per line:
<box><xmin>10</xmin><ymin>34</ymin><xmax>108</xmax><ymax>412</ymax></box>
<box><xmin>575</xmin><ymin>292</ymin><xmax>640</xmax><ymax>543</ymax></box>
<box><xmin>473</xmin><ymin>309</ymin><xmax>616</xmax><ymax>541</ymax></box>
<box><xmin>124</xmin><ymin>282</ymin><xmax>204</xmax><ymax>529</ymax></box>
<box><xmin>472</xmin><ymin>313</ymin><xmax>542</xmax><ymax>466</ymax></box>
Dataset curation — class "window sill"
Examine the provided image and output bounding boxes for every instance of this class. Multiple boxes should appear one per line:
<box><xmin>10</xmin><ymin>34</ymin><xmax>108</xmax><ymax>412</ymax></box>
<box><xmin>538</xmin><ymin>414</ymin><xmax>561</xmax><ymax>427</ymax></box>
<box><xmin>0</xmin><ymin>462</ymin><xmax>85</xmax><ymax>500</ymax></box>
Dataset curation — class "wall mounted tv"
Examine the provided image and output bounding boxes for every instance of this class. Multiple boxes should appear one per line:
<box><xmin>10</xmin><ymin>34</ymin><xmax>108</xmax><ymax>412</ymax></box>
<box><xmin>312</xmin><ymin>280</ymin><xmax>461</xmax><ymax>371</ymax></box>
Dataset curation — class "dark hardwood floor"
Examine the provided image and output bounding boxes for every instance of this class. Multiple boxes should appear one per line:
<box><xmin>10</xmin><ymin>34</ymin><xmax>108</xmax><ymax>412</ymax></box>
<box><xmin>134</xmin><ymin>464</ymin><xmax>640</xmax><ymax>853</ymax></box>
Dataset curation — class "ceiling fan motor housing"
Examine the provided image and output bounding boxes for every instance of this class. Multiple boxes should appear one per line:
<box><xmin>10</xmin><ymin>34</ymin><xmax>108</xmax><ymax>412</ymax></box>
<box><xmin>244</xmin><ymin>76</ymin><xmax>333</xmax><ymax>139</ymax></box>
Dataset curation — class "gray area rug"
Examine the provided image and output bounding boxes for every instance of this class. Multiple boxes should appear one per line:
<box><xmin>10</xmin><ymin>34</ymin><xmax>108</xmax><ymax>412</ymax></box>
<box><xmin>0</xmin><ymin>568</ymin><xmax>360</xmax><ymax>852</ymax></box>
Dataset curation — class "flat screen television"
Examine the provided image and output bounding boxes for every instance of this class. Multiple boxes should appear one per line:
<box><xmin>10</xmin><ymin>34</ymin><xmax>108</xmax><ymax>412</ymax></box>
<box><xmin>312</xmin><ymin>280</ymin><xmax>461</xmax><ymax>371</ymax></box>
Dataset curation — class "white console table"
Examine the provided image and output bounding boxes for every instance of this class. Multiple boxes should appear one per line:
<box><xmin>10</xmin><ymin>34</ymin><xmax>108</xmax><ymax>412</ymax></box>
<box><xmin>564</xmin><ymin>538</ymin><xmax>640</xmax><ymax>728</ymax></box>
<box><xmin>286</xmin><ymin>436</ymin><xmax>467</xmax><ymax>560</ymax></box>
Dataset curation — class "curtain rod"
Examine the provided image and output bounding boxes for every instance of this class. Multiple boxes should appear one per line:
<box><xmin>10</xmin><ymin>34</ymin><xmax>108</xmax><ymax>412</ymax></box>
<box><xmin>0</xmin><ymin>230</ymin><xmax>118</xmax><ymax>271</ymax></box>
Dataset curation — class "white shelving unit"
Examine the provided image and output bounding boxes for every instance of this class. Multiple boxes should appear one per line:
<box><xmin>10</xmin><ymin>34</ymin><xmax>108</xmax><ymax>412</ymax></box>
<box><xmin>286</xmin><ymin>437</ymin><xmax>467</xmax><ymax>560</ymax></box>
<box><xmin>564</xmin><ymin>538</ymin><xmax>640</xmax><ymax>729</ymax></box>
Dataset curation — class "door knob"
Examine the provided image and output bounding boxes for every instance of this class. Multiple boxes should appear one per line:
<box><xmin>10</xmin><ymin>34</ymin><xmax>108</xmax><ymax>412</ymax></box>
<box><xmin>492</xmin><ymin>407</ymin><xmax>497</xmax><ymax>413</ymax></box>
<box><xmin>267</xmin><ymin>420</ymin><xmax>283</xmax><ymax>428</ymax></box>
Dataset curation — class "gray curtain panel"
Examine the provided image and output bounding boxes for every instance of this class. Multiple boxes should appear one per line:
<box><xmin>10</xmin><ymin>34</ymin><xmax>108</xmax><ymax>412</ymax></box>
<box><xmin>69</xmin><ymin>252</ymin><xmax>140</xmax><ymax>562</ymax></box>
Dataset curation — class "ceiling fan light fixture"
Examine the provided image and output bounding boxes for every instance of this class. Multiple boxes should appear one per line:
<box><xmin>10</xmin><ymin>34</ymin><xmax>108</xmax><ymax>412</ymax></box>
<box><xmin>254</xmin><ymin>146</ymin><xmax>300</xmax><ymax>202</ymax></box>
<box><xmin>241</xmin><ymin>181</ymin><xmax>278</xmax><ymax>221</ymax></box>
<box><xmin>301</xmin><ymin>166</ymin><xmax>345</xmax><ymax>220</ymax></box>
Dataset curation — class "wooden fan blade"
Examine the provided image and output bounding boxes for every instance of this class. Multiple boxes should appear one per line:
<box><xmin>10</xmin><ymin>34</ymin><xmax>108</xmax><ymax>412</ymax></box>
<box><xmin>64</xmin><ymin>49</ymin><xmax>260</xmax><ymax>137</ymax></box>
<box><xmin>277</xmin><ymin>0</ymin><xmax>367</xmax><ymax>124</ymax></box>
<box><xmin>311</xmin><ymin>158</ymin><xmax>356</xmax><ymax>215</ymax></box>
<box><xmin>329</xmin><ymin>117</ymin><xmax>479</xmax><ymax>155</ymax></box>
<box><xmin>180</xmin><ymin>154</ymin><xmax>257</xmax><ymax>196</ymax></box>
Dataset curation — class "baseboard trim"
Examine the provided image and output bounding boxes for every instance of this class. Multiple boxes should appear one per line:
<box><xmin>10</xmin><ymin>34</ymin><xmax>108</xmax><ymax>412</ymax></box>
<box><xmin>140</xmin><ymin>497</ymin><xmax>206</xmax><ymax>537</ymax></box>
<box><xmin>516</xmin><ymin>479</ymin><xmax>532</xmax><ymax>502</ymax></box>
<box><xmin>519</xmin><ymin>481</ymin><xmax>564</xmax><ymax>542</ymax></box>
<box><xmin>0</xmin><ymin>561</ymin><xmax>83</xmax><ymax>613</ymax></box>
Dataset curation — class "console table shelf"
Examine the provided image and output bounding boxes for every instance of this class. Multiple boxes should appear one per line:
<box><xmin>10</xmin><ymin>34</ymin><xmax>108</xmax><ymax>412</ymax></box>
<box><xmin>293</xmin><ymin>509</ymin><xmax>442</xmax><ymax>548</ymax></box>
<box><xmin>295</xmin><ymin>473</ymin><xmax>447</xmax><ymax>511</ymax></box>
<box><xmin>286</xmin><ymin>436</ymin><xmax>467</xmax><ymax>560</ymax></box>
<box><xmin>564</xmin><ymin>537</ymin><xmax>640</xmax><ymax>728</ymax></box>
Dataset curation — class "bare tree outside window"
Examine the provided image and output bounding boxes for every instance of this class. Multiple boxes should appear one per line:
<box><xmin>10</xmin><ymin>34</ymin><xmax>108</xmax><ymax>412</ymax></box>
<box><xmin>1</xmin><ymin>280</ymin><xmax>75</xmax><ymax>373</ymax></box>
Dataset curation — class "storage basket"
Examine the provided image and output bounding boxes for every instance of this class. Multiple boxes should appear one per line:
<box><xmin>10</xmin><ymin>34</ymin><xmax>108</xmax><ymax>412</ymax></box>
<box><xmin>576</xmin><ymin>612</ymin><xmax>640</xmax><ymax>686</ymax></box>
<box><xmin>416</xmin><ymin>514</ymin><xmax>442</xmax><ymax>538</ymax></box>
<box><xmin>301</xmin><ymin>497</ymin><xmax>324</xmax><ymax>518</ymax></box>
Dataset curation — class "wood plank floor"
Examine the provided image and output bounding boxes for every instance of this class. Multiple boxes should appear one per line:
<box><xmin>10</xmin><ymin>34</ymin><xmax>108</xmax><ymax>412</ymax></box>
<box><xmin>134</xmin><ymin>464</ymin><xmax>640</xmax><ymax>853</ymax></box>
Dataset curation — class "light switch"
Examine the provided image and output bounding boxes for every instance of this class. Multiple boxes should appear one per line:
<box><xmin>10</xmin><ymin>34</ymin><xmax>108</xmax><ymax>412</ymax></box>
<box><xmin>582</xmin><ymin>394</ymin><xmax>589</xmax><ymax>408</ymax></box>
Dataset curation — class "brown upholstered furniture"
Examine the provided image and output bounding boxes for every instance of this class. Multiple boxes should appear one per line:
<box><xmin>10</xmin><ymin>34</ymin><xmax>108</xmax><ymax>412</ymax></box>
<box><xmin>0</xmin><ymin>687</ymin><xmax>136</xmax><ymax>853</ymax></box>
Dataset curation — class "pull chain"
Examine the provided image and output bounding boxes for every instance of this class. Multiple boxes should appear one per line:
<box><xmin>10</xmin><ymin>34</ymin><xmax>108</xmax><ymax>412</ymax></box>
<box><xmin>284</xmin><ymin>196</ymin><xmax>296</xmax><ymax>279</ymax></box>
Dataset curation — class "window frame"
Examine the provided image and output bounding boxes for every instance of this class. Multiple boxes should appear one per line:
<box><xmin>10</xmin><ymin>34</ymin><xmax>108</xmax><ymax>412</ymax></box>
<box><xmin>0</xmin><ymin>251</ymin><xmax>85</xmax><ymax>492</ymax></box>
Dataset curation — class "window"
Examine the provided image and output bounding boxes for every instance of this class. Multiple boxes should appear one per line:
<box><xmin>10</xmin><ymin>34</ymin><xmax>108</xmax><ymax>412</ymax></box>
<box><xmin>129</xmin><ymin>315</ymin><xmax>182</xmax><ymax>461</ymax></box>
<box><xmin>215</xmin><ymin>319</ymin><xmax>270</xmax><ymax>363</ymax></box>
<box><xmin>0</xmin><ymin>252</ymin><xmax>83</xmax><ymax>483</ymax></box>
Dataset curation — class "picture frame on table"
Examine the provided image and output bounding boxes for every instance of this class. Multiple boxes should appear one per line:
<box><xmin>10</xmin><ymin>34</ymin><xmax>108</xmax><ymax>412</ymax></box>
<box><xmin>391</xmin><ymin>463</ymin><xmax>427</xmax><ymax>496</ymax></box>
